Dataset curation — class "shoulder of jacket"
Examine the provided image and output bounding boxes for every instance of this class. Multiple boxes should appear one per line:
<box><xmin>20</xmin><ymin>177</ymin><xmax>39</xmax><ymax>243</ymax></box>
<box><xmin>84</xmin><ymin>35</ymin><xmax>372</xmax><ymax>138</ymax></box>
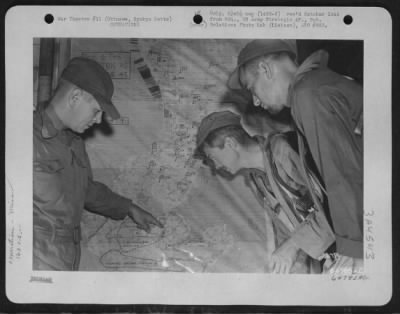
<box><xmin>294</xmin><ymin>68</ymin><xmax>336</xmax><ymax>89</ymax></box>
<box><xmin>268</xmin><ymin>133</ymin><xmax>288</xmax><ymax>151</ymax></box>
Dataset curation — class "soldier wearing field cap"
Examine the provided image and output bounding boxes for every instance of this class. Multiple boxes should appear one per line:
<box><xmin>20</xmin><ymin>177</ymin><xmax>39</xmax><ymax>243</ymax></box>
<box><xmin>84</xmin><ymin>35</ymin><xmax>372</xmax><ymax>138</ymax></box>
<box><xmin>194</xmin><ymin>110</ymin><xmax>334</xmax><ymax>274</ymax></box>
<box><xmin>228</xmin><ymin>39</ymin><xmax>363</xmax><ymax>273</ymax></box>
<box><xmin>33</xmin><ymin>57</ymin><xmax>162</xmax><ymax>270</ymax></box>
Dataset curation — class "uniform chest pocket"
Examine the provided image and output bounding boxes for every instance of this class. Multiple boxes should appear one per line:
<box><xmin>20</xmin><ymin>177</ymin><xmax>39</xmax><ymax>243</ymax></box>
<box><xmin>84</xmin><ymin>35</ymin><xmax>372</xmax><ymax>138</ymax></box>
<box><xmin>34</xmin><ymin>159</ymin><xmax>64</xmax><ymax>173</ymax></box>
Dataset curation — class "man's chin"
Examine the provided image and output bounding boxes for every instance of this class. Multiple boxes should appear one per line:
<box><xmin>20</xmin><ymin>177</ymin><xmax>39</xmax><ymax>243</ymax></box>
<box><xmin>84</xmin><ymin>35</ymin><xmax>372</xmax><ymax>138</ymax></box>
<box><xmin>80</xmin><ymin>124</ymin><xmax>94</xmax><ymax>133</ymax></box>
<box><xmin>271</xmin><ymin>107</ymin><xmax>287</xmax><ymax>115</ymax></box>
<box><xmin>71</xmin><ymin>126</ymin><xmax>86</xmax><ymax>134</ymax></box>
<box><xmin>216</xmin><ymin>168</ymin><xmax>238</xmax><ymax>180</ymax></box>
<box><xmin>266</xmin><ymin>107</ymin><xmax>281</xmax><ymax>115</ymax></box>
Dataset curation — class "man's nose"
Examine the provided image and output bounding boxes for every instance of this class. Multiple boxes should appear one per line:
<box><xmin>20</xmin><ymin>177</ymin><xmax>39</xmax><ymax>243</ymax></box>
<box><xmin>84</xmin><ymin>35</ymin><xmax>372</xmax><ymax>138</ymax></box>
<box><xmin>253</xmin><ymin>95</ymin><xmax>261</xmax><ymax>107</ymax></box>
<box><xmin>213</xmin><ymin>160</ymin><xmax>223</xmax><ymax>169</ymax></box>
<box><xmin>214</xmin><ymin>161</ymin><xmax>226</xmax><ymax>171</ymax></box>
<box><xmin>95</xmin><ymin>111</ymin><xmax>103</xmax><ymax>124</ymax></box>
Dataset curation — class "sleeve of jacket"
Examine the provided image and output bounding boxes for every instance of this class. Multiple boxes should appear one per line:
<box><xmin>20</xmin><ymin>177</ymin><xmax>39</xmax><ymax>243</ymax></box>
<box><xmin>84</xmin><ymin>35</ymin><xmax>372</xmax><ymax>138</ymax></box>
<box><xmin>292</xmin><ymin>86</ymin><xmax>363</xmax><ymax>258</ymax></box>
<box><xmin>274</xmin><ymin>138</ymin><xmax>335</xmax><ymax>259</ymax></box>
<box><xmin>84</xmin><ymin>178</ymin><xmax>132</xmax><ymax>220</ymax></box>
<box><xmin>80</xmin><ymin>143</ymin><xmax>131</xmax><ymax>220</ymax></box>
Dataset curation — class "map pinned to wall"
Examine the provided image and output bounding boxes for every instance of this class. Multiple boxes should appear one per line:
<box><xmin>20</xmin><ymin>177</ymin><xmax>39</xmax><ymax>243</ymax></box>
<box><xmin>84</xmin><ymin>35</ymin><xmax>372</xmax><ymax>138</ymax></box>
<box><xmin>74</xmin><ymin>39</ymin><xmax>272</xmax><ymax>272</ymax></box>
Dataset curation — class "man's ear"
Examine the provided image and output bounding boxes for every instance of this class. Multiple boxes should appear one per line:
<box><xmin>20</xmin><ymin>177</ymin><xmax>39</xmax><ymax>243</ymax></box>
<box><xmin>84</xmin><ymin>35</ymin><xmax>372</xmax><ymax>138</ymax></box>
<box><xmin>68</xmin><ymin>88</ymin><xmax>83</xmax><ymax>108</ymax></box>
<box><xmin>224</xmin><ymin>136</ymin><xmax>238</xmax><ymax>151</ymax></box>
<box><xmin>257</xmin><ymin>59</ymin><xmax>273</xmax><ymax>80</ymax></box>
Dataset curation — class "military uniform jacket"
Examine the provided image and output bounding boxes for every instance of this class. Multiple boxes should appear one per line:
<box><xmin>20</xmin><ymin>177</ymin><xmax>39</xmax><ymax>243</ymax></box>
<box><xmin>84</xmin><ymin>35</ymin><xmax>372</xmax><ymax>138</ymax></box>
<box><xmin>245</xmin><ymin>134</ymin><xmax>335</xmax><ymax>265</ymax></box>
<box><xmin>33</xmin><ymin>108</ymin><xmax>132</xmax><ymax>270</ymax></box>
<box><xmin>288</xmin><ymin>50</ymin><xmax>363</xmax><ymax>258</ymax></box>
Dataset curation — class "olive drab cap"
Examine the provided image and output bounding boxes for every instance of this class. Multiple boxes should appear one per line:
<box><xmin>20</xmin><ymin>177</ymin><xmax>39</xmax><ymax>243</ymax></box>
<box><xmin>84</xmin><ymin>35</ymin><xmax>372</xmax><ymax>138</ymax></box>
<box><xmin>227</xmin><ymin>39</ymin><xmax>297</xmax><ymax>90</ymax></box>
<box><xmin>194</xmin><ymin>111</ymin><xmax>242</xmax><ymax>159</ymax></box>
<box><xmin>61</xmin><ymin>57</ymin><xmax>120</xmax><ymax>119</ymax></box>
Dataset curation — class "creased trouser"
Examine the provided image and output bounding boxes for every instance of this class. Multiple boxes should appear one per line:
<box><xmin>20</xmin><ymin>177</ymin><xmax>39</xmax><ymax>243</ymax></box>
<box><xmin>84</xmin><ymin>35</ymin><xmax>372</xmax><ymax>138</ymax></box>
<box><xmin>33</xmin><ymin>226</ymin><xmax>81</xmax><ymax>271</ymax></box>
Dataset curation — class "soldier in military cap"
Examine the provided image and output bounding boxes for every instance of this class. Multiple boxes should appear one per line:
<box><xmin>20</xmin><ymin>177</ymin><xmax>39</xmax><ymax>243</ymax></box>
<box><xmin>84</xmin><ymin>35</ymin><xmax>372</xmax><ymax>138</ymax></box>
<box><xmin>228</xmin><ymin>39</ymin><xmax>363</xmax><ymax>273</ymax></box>
<box><xmin>195</xmin><ymin>110</ymin><xmax>335</xmax><ymax>274</ymax></box>
<box><xmin>33</xmin><ymin>57</ymin><xmax>162</xmax><ymax>270</ymax></box>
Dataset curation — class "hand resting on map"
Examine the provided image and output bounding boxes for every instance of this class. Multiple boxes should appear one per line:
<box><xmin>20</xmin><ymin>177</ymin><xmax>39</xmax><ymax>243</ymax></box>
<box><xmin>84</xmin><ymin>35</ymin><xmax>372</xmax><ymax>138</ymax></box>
<box><xmin>127</xmin><ymin>203</ymin><xmax>164</xmax><ymax>233</ymax></box>
<box><xmin>267</xmin><ymin>238</ymin><xmax>299</xmax><ymax>274</ymax></box>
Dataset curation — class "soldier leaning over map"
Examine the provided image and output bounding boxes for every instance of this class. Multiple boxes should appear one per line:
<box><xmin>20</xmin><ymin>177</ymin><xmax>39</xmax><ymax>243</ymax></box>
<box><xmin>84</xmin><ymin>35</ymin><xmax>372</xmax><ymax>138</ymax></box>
<box><xmin>194</xmin><ymin>111</ymin><xmax>335</xmax><ymax>274</ymax></box>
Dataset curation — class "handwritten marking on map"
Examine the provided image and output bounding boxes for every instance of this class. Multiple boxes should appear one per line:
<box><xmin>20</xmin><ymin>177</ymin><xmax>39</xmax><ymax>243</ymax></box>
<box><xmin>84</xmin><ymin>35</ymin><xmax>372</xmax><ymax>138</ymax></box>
<box><xmin>83</xmin><ymin>212</ymin><xmax>234</xmax><ymax>272</ymax></box>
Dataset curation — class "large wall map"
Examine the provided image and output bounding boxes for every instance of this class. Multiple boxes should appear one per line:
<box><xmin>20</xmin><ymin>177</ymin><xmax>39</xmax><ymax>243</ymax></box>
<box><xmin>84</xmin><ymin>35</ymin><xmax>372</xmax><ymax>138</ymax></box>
<box><xmin>72</xmin><ymin>39</ymin><xmax>279</xmax><ymax>272</ymax></box>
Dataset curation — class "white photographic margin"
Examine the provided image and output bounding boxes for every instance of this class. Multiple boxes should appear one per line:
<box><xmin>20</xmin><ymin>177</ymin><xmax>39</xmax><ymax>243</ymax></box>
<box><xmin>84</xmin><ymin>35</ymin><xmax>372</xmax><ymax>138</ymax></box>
<box><xmin>5</xmin><ymin>6</ymin><xmax>392</xmax><ymax>305</ymax></box>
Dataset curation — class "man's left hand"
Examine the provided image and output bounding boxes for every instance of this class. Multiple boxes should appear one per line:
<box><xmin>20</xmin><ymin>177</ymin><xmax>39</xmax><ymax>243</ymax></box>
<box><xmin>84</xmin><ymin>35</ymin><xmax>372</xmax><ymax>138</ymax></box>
<box><xmin>127</xmin><ymin>203</ymin><xmax>163</xmax><ymax>233</ymax></box>
<box><xmin>268</xmin><ymin>238</ymin><xmax>299</xmax><ymax>274</ymax></box>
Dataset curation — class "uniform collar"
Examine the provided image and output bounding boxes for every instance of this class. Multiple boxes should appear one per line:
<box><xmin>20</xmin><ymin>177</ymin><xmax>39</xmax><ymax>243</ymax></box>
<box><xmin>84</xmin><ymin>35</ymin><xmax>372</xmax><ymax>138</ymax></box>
<box><xmin>40</xmin><ymin>105</ymin><xmax>64</xmax><ymax>139</ymax></box>
<box><xmin>294</xmin><ymin>49</ymin><xmax>329</xmax><ymax>81</ymax></box>
<box><xmin>287</xmin><ymin>49</ymin><xmax>329</xmax><ymax>105</ymax></box>
<box><xmin>255</xmin><ymin>134</ymin><xmax>270</xmax><ymax>150</ymax></box>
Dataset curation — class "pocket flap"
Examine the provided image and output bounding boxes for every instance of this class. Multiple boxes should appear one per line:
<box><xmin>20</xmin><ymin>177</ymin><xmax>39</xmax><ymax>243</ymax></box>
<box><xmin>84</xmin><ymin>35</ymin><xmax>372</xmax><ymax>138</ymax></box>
<box><xmin>34</xmin><ymin>159</ymin><xmax>64</xmax><ymax>173</ymax></box>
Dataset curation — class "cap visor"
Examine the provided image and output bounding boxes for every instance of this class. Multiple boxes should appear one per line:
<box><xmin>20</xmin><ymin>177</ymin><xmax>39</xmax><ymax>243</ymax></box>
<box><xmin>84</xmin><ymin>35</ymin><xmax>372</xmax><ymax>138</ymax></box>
<box><xmin>227</xmin><ymin>68</ymin><xmax>242</xmax><ymax>90</ymax></box>
<box><xmin>95</xmin><ymin>95</ymin><xmax>120</xmax><ymax>120</ymax></box>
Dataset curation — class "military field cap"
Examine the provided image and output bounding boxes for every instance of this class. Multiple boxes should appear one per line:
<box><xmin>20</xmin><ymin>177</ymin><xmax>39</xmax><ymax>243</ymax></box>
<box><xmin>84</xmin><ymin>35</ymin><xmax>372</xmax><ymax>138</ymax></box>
<box><xmin>61</xmin><ymin>57</ymin><xmax>120</xmax><ymax>119</ymax></box>
<box><xmin>227</xmin><ymin>39</ymin><xmax>297</xmax><ymax>90</ymax></box>
<box><xmin>194</xmin><ymin>111</ymin><xmax>241</xmax><ymax>159</ymax></box>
